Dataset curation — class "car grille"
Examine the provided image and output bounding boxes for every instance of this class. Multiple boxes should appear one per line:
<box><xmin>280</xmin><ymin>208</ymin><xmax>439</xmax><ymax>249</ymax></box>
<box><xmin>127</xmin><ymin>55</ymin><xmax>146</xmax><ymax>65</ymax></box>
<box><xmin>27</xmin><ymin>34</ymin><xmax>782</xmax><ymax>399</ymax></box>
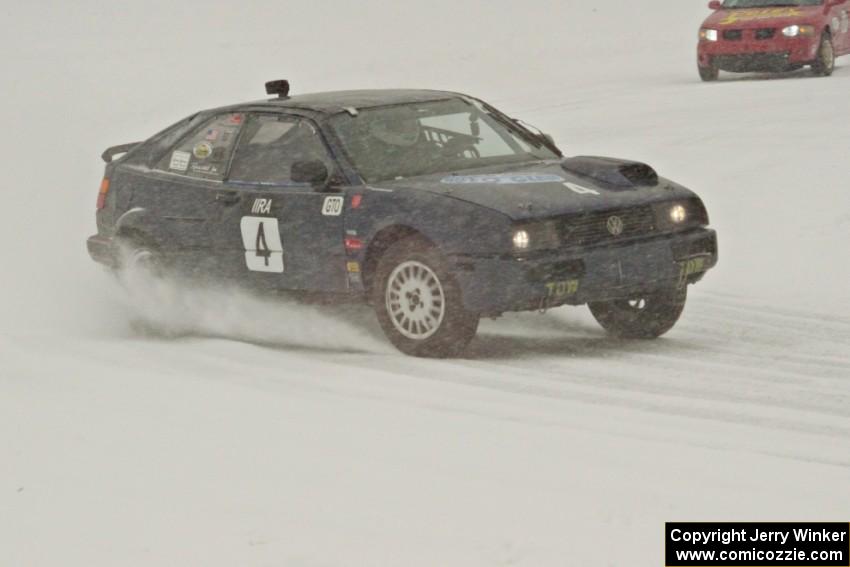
<box><xmin>755</xmin><ymin>28</ymin><xmax>776</xmax><ymax>40</ymax></box>
<box><xmin>723</xmin><ymin>29</ymin><xmax>743</xmax><ymax>41</ymax></box>
<box><xmin>715</xmin><ymin>52</ymin><xmax>791</xmax><ymax>72</ymax></box>
<box><xmin>557</xmin><ymin>206</ymin><xmax>656</xmax><ymax>247</ymax></box>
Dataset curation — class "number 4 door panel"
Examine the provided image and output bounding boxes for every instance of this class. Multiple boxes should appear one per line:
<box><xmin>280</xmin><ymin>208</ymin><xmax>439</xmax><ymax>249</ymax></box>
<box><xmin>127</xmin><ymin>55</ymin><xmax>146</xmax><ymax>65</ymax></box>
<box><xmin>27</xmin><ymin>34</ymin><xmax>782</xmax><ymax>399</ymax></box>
<box><xmin>213</xmin><ymin>188</ymin><xmax>348</xmax><ymax>292</ymax></box>
<box><xmin>240</xmin><ymin>214</ymin><xmax>284</xmax><ymax>273</ymax></box>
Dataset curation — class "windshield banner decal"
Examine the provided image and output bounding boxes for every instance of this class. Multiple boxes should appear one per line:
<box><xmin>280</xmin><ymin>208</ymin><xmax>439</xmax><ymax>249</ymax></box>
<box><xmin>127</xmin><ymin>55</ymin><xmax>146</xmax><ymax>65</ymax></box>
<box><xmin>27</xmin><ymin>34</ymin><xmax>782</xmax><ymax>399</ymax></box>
<box><xmin>441</xmin><ymin>173</ymin><xmax>565</xmax><ymax>185</ymax></box>
<box><xmin>720</xmin><ymin>7</ymin><xmax>803</xmax><ymax>25</ymax></box>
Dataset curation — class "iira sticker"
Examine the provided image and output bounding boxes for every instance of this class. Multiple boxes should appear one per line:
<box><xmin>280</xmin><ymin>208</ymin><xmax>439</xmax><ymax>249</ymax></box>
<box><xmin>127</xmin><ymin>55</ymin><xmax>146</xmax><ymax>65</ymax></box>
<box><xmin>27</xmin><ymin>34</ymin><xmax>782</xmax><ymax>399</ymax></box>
<box><xmin>251</xmin><ymin>198</ymin><xmax>272</xmax><ymax>215</ymax></box>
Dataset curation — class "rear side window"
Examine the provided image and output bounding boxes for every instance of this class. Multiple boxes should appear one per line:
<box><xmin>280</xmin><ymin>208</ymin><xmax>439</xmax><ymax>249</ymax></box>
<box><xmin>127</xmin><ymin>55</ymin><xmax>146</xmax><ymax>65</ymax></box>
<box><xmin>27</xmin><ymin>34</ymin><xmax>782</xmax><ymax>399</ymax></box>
<box><xmin>148</xmin><ymin>113</ymin><xmax>206</xmax><ymax>156</ymax></box>
<box><xmin>157</xmin><ymin>113</ymin><xmax>245</xmax><ymax>180</ymax></box>
<box><xmin>228</xmin><ymin>115</ymin><xmax>332</xmax><ymax>186</ymax></box>
<box><xmin>119</xmin><ymin>113</ymin><xmax>206</xmax><ymax>167</ymax></box>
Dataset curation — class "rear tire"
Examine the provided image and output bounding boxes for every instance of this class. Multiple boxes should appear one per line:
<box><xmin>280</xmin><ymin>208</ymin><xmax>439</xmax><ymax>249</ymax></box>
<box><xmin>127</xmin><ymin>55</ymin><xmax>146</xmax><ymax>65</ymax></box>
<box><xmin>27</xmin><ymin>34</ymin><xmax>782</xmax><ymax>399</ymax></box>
<box><xmin>812</xmin><ymin>33</ymin><xmax>835</xmax><ymax>77</ymax></box>
<box><xmin>372</xmin><ymin>236</ymin><xmax>479</xmax><ymax>358</ymax></box>
<box><xmin>115</xmin><ymin>235</ymin><xmax>164</xmax><ymax>278</ymax></box>
<box><xmin>588</xmin><ymin>286</ymin><xmax>687</xmax><ymax>339</ymax></box>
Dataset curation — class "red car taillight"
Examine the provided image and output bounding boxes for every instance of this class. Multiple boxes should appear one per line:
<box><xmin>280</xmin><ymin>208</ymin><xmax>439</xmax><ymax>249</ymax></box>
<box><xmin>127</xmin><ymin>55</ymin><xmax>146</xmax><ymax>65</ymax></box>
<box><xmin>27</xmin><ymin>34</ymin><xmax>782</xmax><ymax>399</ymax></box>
<box><xmin>344</xmin><ymin>237</ymin><xmax>364</xmax><ymax>252</ymax></box>
<box><xmin>96</xmin><ymin>178</ymin><xmax>110</xmax><ymax>210</ymax></box>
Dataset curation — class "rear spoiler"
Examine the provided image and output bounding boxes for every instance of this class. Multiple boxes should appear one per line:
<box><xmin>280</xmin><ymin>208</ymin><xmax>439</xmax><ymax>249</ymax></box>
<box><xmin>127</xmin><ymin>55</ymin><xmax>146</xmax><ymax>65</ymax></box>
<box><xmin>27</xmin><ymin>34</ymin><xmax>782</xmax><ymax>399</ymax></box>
<box><xmin>101</xmin><ymin>142</ymin><xmax>142</xmax><ymax>163</ymax></box>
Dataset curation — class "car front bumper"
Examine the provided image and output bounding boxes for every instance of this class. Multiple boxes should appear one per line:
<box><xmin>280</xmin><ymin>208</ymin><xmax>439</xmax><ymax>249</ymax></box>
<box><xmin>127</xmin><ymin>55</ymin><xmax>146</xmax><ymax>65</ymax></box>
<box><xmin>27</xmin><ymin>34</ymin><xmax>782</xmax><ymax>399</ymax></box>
<box><xmin>449</xmin><ymin>228</ymin><xmax>718</xmax><ymax>314</ymax></box>
<box><xmin>698</xmin><ymin>36</ymin><xmax>819</xmax><ymax>70</ymax></box>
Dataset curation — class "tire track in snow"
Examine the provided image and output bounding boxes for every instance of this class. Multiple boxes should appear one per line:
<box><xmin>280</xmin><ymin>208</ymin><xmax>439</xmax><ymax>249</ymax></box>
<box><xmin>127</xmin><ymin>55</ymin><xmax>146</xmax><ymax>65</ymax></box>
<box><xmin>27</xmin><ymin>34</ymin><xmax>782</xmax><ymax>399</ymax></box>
<box><xmin>322</xmin><ymin>290</ymin><xmax>850</xmax><ymax>457</ymax></box>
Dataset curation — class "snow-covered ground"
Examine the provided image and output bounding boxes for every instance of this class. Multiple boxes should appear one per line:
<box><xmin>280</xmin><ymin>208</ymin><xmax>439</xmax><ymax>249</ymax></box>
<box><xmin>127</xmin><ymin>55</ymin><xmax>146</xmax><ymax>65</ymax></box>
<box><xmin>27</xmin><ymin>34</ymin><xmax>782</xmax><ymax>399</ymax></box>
<box><xmin>1</xmin><ymin>1</ymin><xmax>849</xmax><ymax>565</ymax></box>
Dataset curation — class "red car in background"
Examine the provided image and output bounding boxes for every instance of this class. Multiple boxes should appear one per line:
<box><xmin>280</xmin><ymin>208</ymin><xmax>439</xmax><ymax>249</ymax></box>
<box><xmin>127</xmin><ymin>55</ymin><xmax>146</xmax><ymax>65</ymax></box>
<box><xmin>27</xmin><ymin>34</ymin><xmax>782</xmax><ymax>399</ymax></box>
<box><xmin>697</xmin><ymin>0</ymin><xmax>850</xmax><ymax>81</ymax></box>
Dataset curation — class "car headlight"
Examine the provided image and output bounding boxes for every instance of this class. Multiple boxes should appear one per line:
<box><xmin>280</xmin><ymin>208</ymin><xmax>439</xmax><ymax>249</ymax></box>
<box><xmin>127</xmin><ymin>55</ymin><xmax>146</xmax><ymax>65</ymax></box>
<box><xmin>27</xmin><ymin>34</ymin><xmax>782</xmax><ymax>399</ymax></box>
<box><xmin>670</xmin><ymin>204</ymin><xmax>687</xmax><ymax>224</ymax></box>
<box><xmin>782</xmin><ymin>24</ymin><xmax>815</xmax><ymax>38</ymax></box>
<box><xmin>653</xmin><ymin>200</ymin><xmax>709</xmax><ymax>231</ymax></box>
<box><xmin>512</xmin><ymin>222</ymin><xmax>561</xmax><ymax>252</ymax></box>
<box><xmin>512</xmin><ymin>229</ymin><xmax>530</xmax><ymax>250</ymax></box>
<box><xmin>699</xmin><ymin>28</ymin><xmax>718</xmax><ymax>42</ymax></box>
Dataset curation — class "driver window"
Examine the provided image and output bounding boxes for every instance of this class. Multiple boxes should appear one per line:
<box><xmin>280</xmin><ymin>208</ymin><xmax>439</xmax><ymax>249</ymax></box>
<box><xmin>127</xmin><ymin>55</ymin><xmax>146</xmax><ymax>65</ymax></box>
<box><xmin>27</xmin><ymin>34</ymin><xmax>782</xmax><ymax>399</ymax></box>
<box><xmin>228</xmin><ymin>115</ymin><xmax>332</xmax><ymax>186</ymax></box>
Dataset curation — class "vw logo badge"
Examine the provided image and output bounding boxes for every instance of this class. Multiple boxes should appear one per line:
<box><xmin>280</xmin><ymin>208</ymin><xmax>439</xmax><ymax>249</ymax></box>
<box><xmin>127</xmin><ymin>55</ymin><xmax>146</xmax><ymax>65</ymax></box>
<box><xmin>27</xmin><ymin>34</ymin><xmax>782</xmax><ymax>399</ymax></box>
<box><xmin>607</xmin><ymin>216</ymin><xmax>624</xmax><ymax>236</ymax></box>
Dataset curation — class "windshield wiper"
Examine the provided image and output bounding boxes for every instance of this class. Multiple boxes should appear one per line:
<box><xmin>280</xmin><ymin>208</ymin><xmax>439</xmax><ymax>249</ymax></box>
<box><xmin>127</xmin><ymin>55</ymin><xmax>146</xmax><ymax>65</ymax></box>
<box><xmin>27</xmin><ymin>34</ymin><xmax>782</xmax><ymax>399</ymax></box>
<box><xmin>478</xmin><ymin>102</ymin><xmax>563</xmax><ymax>157</ymax></box>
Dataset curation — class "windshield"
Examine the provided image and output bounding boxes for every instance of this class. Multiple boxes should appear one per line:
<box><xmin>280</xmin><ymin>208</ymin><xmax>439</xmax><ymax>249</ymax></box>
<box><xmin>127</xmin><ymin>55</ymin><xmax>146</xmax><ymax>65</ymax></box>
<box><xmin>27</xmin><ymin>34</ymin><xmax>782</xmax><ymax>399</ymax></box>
<box><xmin>329</xmin><ymin>98</ymin><xmax>558</xmax><ymax>183</ymax></box>
<box><xmin>721</xmin><ymin>0</ymin><xmax>822</xmax><ymax>7</ymax></box>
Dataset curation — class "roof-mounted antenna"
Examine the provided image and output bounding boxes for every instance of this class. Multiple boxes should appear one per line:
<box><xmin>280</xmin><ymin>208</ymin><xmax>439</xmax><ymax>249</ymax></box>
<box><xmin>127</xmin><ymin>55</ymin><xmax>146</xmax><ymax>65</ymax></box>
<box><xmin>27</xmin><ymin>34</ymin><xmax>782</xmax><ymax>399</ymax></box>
<box><xmin>265</xmin><ymin>80</ymin><xmax>290</xmax><ymax>99</ymax></box>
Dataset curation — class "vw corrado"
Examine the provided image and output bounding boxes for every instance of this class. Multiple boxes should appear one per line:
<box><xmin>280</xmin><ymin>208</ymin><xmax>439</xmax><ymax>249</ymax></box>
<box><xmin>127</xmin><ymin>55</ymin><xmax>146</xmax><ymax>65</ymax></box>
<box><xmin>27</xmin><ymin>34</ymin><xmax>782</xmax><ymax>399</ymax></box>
<box><xmin>88</xmin><ymin>81</ymin><xmax>718</xmax><ymax>357</ymax></box>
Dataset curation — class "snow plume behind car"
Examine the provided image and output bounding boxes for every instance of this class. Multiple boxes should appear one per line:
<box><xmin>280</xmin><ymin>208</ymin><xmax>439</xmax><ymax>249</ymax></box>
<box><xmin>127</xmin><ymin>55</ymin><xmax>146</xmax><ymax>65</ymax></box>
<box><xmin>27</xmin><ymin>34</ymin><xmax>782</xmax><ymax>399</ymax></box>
<box><xmin>114</xmin><ymin>247</ymin><xmax>391</xmax><ymax>354</ymax></box>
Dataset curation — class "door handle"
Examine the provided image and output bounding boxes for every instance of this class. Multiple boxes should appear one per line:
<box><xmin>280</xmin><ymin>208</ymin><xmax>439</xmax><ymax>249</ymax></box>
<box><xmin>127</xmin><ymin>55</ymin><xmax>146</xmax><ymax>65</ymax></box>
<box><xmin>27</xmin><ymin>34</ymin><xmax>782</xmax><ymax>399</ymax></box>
<box><xmin>215</xmin><ymin>191</ymin><xmax>241</xmax><ymax>205</ymax></box>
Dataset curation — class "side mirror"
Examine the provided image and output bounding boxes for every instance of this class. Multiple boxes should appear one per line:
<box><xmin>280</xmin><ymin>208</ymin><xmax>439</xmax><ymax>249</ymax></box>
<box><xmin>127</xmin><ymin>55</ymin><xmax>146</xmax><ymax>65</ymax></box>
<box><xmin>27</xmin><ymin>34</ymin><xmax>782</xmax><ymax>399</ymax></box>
<box><xmin>708</xmin><ymin>0</ymin><xmax>722</xmax><ymax>9</ymax></box>
<box><xmin>543</xmin><ymin>133</ymin><xmax>556</xmax><ymax>146</ymax></box>
<box><xmin>291</xmin><ymin>160</ymin><xmax>329</xmax><ymax>187</ymax></box>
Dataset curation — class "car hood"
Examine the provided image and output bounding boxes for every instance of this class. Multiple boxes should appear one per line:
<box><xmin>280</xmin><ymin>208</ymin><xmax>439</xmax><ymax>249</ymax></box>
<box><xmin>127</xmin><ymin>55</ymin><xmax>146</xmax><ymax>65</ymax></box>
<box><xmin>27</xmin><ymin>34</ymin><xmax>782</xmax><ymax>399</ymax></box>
<box><xmin>375</xmin><ymin>159</ymin><xmax>697</xmax><ymax>221</ymax></box>
<box><xmin>702</xmin><ymin>5</ymin><xmax>822</xmax><ymax>28</ymax></box>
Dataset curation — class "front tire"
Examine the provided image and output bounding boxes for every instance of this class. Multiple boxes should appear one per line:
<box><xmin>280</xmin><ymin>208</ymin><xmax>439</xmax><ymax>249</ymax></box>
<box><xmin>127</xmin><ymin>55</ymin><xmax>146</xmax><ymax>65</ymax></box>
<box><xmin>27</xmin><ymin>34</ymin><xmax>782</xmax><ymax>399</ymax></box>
<box><xmin>588</xmin><ymin>286</ymin><xmax>687</xmax><ymax>339</ymax></box>
<box><xmin>698</xmin><ymin>62</ymin><xmax>719</xmax><ymax>82</ymax></box>
<box><xmin>372</xmin><ymin>237</ymin><xmax>479</xmax><ymax>358</ymax></box>
<box><xmin>812</xmin><ymin>33</ymin><xmax>835</xmax><ymax>77</ymax></box>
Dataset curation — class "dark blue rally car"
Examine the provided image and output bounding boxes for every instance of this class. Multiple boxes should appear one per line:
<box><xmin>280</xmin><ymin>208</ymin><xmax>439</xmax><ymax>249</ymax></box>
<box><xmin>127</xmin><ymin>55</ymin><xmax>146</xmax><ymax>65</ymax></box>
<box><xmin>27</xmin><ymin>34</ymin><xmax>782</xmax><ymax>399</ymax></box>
<box><xmin>88</xmin><ymin>81</ymin><xmax>718</xmax><ymax>357</ymax></box>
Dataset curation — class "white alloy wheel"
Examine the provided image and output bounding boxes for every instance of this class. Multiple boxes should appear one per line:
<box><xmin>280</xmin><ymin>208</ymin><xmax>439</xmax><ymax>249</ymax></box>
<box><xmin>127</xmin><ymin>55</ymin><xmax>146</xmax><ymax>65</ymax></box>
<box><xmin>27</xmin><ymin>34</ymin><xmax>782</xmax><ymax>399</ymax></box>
<box><xmin>385</xmin><ymin>260</ymin><xmax>446</xmax><ymax>340</ymax></box>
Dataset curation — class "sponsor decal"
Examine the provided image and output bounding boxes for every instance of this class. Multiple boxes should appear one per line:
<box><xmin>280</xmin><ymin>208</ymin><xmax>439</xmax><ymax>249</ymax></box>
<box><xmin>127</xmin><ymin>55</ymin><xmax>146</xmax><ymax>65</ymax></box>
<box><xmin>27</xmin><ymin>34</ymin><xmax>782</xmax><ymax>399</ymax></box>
<box><xmin>322</xmin><ymin>196</ymin><xmax>344</xmax><ymax>216</ymax></box>
<box><xmin>193</xmin><ymin>141</ymin><xmax>213</xmax><ymax>160</ymax></box>
<box><xmin>228</xmin><ymin>113</ymin><xmax>244</xmax><ymax>125</ymax></box>
<box><xmin>720</xmin><ymin>7</ymin><xmax>802</xmax><ymax>25</ymax></box>
<box><xmin>441</xmin><ymin>173</ymin><xmax>564</xmax><ymax>185</ymax></box>
<box><xmin>205</xmin><ymin>129</ymin><xmax>220</xmax><ymax>141</ymax></box>
<box><xmin>190</xmin><ymin>163</ymin><xmax>219</xmax><ymax>175</ymax></box>
<box><xmin>169</xmin><ymin>150</ymin><xmax>190</xmax><ymax>172</ymax></box>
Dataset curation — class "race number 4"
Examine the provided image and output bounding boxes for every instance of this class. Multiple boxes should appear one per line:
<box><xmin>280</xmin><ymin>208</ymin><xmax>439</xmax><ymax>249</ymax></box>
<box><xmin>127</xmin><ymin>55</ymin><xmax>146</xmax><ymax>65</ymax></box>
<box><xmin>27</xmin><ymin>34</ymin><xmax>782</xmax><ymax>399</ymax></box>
<box><xmin>240</xmin><ymin>216</ymin><xmax>284</xmax><ymax>273</ymax></box>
